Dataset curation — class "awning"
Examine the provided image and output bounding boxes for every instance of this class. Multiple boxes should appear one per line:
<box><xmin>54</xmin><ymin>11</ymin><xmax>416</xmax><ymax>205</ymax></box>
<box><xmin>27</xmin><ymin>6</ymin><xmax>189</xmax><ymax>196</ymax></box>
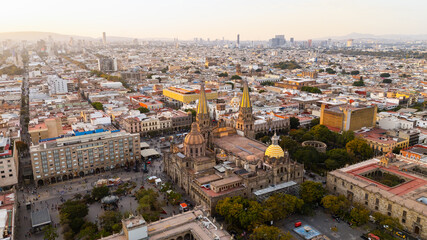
<box><xmin>141</xmin><ymin>149</ymin><xmax>160</xmax><ymax>158</ymax></box>
<box><xmin>31</xmin><ymin>208</ymin><xmax>51</xmax><ymax>228</ymax></box>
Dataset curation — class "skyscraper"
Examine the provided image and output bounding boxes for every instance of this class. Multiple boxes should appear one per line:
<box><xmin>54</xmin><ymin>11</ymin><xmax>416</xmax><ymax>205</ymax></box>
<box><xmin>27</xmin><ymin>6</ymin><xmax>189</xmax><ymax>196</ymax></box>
<box><xmin>347</xmin><ymin>39</ymin><xmax>353</xmax><ymax>47</ymax></box>
<box><xmin>102</xmin><ymin>32</ymin><xmax>107</xmax><ymax>46</ymax></box>
<box><xmin>307</xmin><ymin>39</ymin><xmax>312</xmax><ymax>48</ymax></box>
<box><xmin>237</xmin><ymin>34</ymin><xmax>240</xmax><ymax>48</ymax></box>
<box><xmin>269</xmin><ymin>35</ymin><xmax>286</xmax><ymax>47</ymax></box>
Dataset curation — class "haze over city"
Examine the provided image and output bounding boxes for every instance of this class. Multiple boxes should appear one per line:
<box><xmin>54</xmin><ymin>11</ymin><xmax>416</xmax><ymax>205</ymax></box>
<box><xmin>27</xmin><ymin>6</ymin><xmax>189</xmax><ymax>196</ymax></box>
<box><xmin>1</xmin><ymin>0</ymin><xmax>427</xmax><ymax>40</ymax></box>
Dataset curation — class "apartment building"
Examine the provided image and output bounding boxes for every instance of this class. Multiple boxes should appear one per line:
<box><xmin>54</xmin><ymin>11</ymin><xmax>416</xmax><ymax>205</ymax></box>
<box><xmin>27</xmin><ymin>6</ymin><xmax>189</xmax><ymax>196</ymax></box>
<box><xmin>121</xmin><ymin>116</ymin><xmax>172</xmax><ymax>135</ymax></box>
<box><xmin>30</xmin><ymin>130</ymin><xmax>140</xmax><ymax>186</ymax></box>
<box><xmin>0</xmin><ymin>136</ymin><xmax>18</xmax><ymax>189</ymax></box>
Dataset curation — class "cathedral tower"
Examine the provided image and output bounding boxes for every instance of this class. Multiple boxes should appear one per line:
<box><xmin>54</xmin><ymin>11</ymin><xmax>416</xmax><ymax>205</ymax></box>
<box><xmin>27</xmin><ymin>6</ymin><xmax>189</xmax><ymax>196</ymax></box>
<box><xmin>236</xmin><ymin>80</ymin><xmax>255</xmax><ymax>138</ymax></box>
<box><xmin>196</xmin><ymin>81</ymin><xmax>211</xmax><ymax>145</ymax></box>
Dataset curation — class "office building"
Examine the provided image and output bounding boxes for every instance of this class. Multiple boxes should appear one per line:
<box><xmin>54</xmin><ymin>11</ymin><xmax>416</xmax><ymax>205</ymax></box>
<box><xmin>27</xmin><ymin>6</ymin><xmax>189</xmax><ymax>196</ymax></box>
<box><xmin>102</xmin><ymin>32</ymin><xmax>107</xmax><ymax>46</ymax></box>
<box><xmin>347</xmin><ymin>39</ymin><xmax>353</xmax><ymax>47</ymax></box>
<box><xmin>237</xmin><ymin>34</ymin><xmax>240</xmax><ymax>48</ymax></box>
<box><xmin>320</xmin><ymin>103</ymin><xmax>377</xmax><ymax>132</ymax></box>
<box><xmin>30</xmin><ymin>130</ymin><xmax>140</xmax><ymax>186</ymax></box>
<box><xmin>269</xmin><ymin>35</ymin><xmax>286</xmax><ymax>47</ymax></box>
<box><xmin>162</xmin><ymin>85</ymin><xmax>218</xmax><ymax>104</ymax></box>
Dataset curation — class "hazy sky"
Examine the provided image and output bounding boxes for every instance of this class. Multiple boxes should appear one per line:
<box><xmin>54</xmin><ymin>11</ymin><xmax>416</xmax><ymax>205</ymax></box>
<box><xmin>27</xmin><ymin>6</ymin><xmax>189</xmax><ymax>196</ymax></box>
<box><xmin>2</xmin><ymin>0</ymin><xmax>426</xmax><ymax>40</ymax></box>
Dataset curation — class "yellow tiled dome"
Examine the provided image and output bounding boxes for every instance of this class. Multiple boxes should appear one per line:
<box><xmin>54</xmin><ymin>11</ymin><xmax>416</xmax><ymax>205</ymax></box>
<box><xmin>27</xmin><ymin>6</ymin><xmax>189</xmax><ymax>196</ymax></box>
<box><xmin>265</xmin><ymin>145</ymin><xmax>285</xmax><ymax>158</ymax></box>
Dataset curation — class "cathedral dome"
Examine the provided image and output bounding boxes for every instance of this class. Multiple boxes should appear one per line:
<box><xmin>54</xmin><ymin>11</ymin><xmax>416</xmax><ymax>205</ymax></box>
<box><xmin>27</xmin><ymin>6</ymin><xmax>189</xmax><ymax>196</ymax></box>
<box><xmin>184</xmin><ymin>122</ymin><xmax>205</xmax><ymax>145</ymax></box>
<box><xmin>265</xmin><ymin>145</ymin><xmax>285</xmax><ymax>158</ymax></box>
<box><xmin>264</xmin><ymin>133</ymin><xmax>285</xmax><ymax>158</ymax></box>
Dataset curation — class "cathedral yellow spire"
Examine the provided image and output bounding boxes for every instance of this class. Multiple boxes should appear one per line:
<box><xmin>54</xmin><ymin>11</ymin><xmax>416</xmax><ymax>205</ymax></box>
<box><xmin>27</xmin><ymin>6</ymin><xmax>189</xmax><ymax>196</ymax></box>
<box><xmin>197</xmin><ymin>81</ymin><xmax>209</xmax><ymax>115</ymax></box>
<box><xmin>240</xmin><ymin>80</ymin><xmax>252</xmax><ymax>108</ymax></box>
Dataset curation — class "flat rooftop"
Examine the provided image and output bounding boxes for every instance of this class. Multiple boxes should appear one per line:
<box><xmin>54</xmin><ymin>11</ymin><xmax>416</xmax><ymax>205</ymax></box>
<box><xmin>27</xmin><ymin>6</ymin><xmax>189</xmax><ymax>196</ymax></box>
<box><xmin>213</xmin><ymin>134</ymin><xmax>266</xmax><ymax>161</ymax></box>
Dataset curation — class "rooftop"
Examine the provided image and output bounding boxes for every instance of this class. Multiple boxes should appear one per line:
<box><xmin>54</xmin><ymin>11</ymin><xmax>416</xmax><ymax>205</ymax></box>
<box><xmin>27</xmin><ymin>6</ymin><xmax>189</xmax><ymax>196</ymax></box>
<box><xmin>213</xmin><ymin>134</ymin><xmax>266</xmax><ymax>161</ymax></box>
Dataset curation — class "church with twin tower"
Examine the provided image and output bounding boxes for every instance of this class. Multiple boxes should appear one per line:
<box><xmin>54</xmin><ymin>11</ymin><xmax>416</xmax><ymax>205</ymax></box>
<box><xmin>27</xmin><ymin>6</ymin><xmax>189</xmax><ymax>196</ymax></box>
<box><xmin>163</xmin><ymin>81</ymin><xmax>304</xmax><ymax>213</ymax></box>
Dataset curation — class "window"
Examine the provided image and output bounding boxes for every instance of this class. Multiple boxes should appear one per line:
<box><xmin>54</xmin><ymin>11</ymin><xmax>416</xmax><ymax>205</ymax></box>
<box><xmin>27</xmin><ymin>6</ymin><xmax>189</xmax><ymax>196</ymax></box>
<box><xmin>365</xmin><ymin>193</ymin><xmax>369</xmax><ymax>200</ymax></box>
<box><xmin>403</xmin><ymin>211</ymin><xmax>407</xmax><ymax>217</ymax></box>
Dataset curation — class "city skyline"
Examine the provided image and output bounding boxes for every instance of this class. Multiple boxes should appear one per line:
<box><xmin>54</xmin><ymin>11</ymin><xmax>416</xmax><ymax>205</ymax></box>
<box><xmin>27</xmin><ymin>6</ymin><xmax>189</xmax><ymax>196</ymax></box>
<box><xmin>1</xmin><ymin>0</ymin><xmax>427</xmax><ymax>41</ymax></box>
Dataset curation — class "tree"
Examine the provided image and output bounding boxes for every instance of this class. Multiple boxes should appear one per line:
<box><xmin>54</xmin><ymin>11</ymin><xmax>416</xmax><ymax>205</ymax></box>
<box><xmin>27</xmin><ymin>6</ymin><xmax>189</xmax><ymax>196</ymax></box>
<box><xmin>272</xmin><ymin>61</ymin><xmax>302</xmax><ymax>70</ymax></box>
<box><xmin>76</xmin><ymin>222</ymin><xmax>99</xmax><ymax>240</ymax></box>
<box><xmin>184</xmin><ymin>108</ymin><xmax>196</xmax><ymax>117</ymax></box>
<box><xmin>310</xmin><ymin>118</ymin><xmax>320</xmax><ymax>128</ymax></box>
<box><xmin>15</xmin><ymin>141</ymin><xmax>28</xmax><ymax>153</ymax></box>
<box><xmin>321</xmin><ymin>195</ymin><xmax>350</xmax><ymax>217</ymax></box>
<box><xmin>294</xmin><ymin>146</ymin><xmax>325</xmax><ymax>170</ymax></box>
<box><xmin>380</xmin><ymin>73</ymin><xmax>391</xmax><ymax>78</ymax></box>
<box><xmin>91</xmin><ymin>102</ymin><xmax>104</xmax><ymax>110</ymax></box>
<box><xmin>290</xmin><ymin>117</ymin><xmax>300</xmax><ymax>129</ymax></box>
<box><xmin>299</xmin><ymin>181</ymin><xmax>325</xmax><ymax>206</ymax></box>
<box><xmin>259</xmin><ymin>90</ymin><xmax>266</xmax><ymax>93</ymax></box>
<box><xmin>91</xmin><ymin>186</ymin><xmax>110</xmax><ymax>201</ymax></box>
<box><xmin>309</xmin><ymin>125</ymin><xmax>335</xmax><ymax>144</ymax></box>
<box><xmin>218</xmin><ymin>72</ymin><xmax>228</xmax><ymax>77</ymax></box>
<box><xmin>231</xmin><ymin>75</ymin><xmax>242</xmax><ymax>80</ymax></box>
<box><xmin>353</xmin><ymin>78</ymin><xmax>365</xmax><ymax>86</ymax></box>
<box><xmin>350</xmin><ymin>70</ymin><xmax>360</xmax><ymax>75</ymax></box>
<box><xmin>250</xmin><ymin>225</ymin><xmax>294</xmax><ymax>240</ymax></box>
<box><xmin>265</xmin><ymin>193</ymin><xmax>303</xmax><ymax>221</ymax></box>
<box><xmin>260</xmin><ymin>136</ymin><xmax>271</xmax><ymax>144</ymax></box>
<box><xmin>325</xmin><ymin>149</ymin><xmax>351</xmax><ymax>170</ymax></box>
<box><xmin>279</xmin><ymin>136</ymin><xmax>299</xmax><ymax>156</ymax></box>
<box><xmin>59</xmin><ymin>200</ymin><xmax>89</xmax><ymax>234</ymax></box>
<box><xmin>43</xmin><ymin>225</ymin><xmax>58</xmax><ymax>240</ymax></box>
<box><xmin>99</xmin><ymin>211</ymin><xmax>122</xmax><ymax>235</ymax></box>
<box><xmin>382</xmin><ymin>79</ymin><xmax>392</xmax><ymax>83</ymax></box>
<box><xmin>301</xmin><ymin>86</ymin><xmax>322</xmax><ymax>94</ymax></box>
<box><xmin>138</xmin><ymin>107</ymin><xmax>150</xmax><ymax>113</ymax></box>
<box><xmin>350</xmin><ymin>203</ymin><xmax>370</xmax><ymax>226</ymax></box>
<box><xmin>346</xmin><ymin>138</ymin><xmax>373</xmax><ymax>160</ymax></box>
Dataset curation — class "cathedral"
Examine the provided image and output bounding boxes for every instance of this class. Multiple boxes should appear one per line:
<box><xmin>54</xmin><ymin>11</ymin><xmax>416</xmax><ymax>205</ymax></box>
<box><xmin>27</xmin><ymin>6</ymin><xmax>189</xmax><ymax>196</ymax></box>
<box><xmin>163</xmin><ymin>81</ymin><xmax>304</xmax><ymax>213</ymax></box>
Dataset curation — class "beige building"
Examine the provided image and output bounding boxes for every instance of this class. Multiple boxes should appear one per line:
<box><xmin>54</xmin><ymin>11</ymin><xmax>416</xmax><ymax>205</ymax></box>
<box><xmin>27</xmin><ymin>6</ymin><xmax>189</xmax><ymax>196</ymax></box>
<box><xmin>320</xmin><ymin>103</ymin><xmax>377</xmax><ymax>132</ymax></box>
<box><xmin>101</xmin><ymin>208</ymin><xmax>231</xmax><ymax>240</ymax></box>
<box><xmin>326</xmin><ymin>155</ymin><xmax>427</xmax><ymax>239</ymax></box>
<box><xmin>29</xmin><ymin>118</ymin><xmax>64</xmax><ymax>144</ymax></box>
<box><xmin>122</xmin><ymin>116</ymin><xmax>172</xmax><ymax>135</ymax></box>
<box><xmin>0</xmin><ymin>136</ymin><xmax>18</xmax><ymax>189</ymax></box>
<box><xmin>163</xmin><ymin>82</ymin><xmax>304</xmax><ymax>214</ymax></box>
<box><xmin>30</xmin><ymin>130</ymin><xmax>140</xmax><ymax>186</ymax></box>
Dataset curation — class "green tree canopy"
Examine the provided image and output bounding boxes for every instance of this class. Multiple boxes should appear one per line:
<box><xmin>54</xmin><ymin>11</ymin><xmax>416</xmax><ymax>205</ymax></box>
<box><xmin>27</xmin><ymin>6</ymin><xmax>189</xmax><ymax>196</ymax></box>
<box><xmin>346</xmin><ymin>138</ymin><xmax>373</xmax><ymax>160</ymax></box>
<box><xmin>91</xmin><ymin>102</ymin><xmax>104</xmax><ymax>110</ymax></box>
<box><xmin>382</xmin><ymin>79</ymin><xmax>392</xmax><ymax>83</ymax></box>
<box><xmin>264</xmin><ymin>193</ymin><xmax>303</xmax><ymax>221</ymax></box>
<box><xmin>301</xmin><ymin>86</ymin><xmax>322</xmax><ymax>94</ymax></box>
<box><xmin>231</xmin><ymin>75</ymin><xmax>242</xmax><ymax>80</ymax></box>
<box><xmin>43</xmin><ymin>225</ymin><xmax>59</xmax><ymax>240</ymax></box>
<box><xmin>321</xmin><ymin>195</ymin><xmax>350</xmax><ymax>217</ymax></box>
<box><xmin>91</xmin><ymin>186</ymin><xmax>110</xmax><ymax>201</ymax></box>
<box><xmin>184</xmin><ymin>108</ymin><xmax>196</xmax><ymax>117</ymax></box>
<box><xmin>290</xmin><ymin>117</ymin><xmax>300</xmax><ymax>129</ymax></box>
<box><xmin>350</xmin><ymin>70</ymin><xmax>360</xmax><ymax>75</ymax></box>
<box><xmin>138</xmin><ymin>106</ymin><xmax>150</xmax><ymax>113</ymax></box>
<box><xmin>350</xmin><ymin>203</ymin><xmax>370</xmax><ymax>226</ymax></box>
<box><xmin>380</xmin><ymin>73</ymin><xmax>391</xmax><ymax>78</ymax></box>
<box><xmin>272</xmin><ymin>61</ymin><xmax>301</xmax><ymax>70</ymax></box>
<box><xmin>99</xmin><ymin>211</ymin><xmax>122</xmax><ymax>235</ymax></box>
<box><xmin>218</xmin><ymin>72</ymin><xmax>228</xmax><ymax>77</ymax></box>
<box><xmin>250</xmin><ymin>225</ymin><xmax>294</xmax><ymax>240</ymax></box>
<box><xmin>299</xmin><ymin>181</ymin><xmax>326</xmax><ymax>206</ymax></box>
<box><xmin>325</xmin><ymin>149</ymin><xmax>351</xmax><ymax>170</ymax></box>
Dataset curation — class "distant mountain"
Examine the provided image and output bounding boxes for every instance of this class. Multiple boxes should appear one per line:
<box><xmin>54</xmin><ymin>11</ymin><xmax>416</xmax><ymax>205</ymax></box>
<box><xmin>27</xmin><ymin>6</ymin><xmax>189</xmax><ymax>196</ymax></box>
<box><xmin>317</xmin><ymin>32</ymin><xmax>427</xmax><ymax>41</ymax></box>
<box><xmin>0</xmin><ymin>31</ymin><xmax>172</xmax><ymax>42</ymax></box>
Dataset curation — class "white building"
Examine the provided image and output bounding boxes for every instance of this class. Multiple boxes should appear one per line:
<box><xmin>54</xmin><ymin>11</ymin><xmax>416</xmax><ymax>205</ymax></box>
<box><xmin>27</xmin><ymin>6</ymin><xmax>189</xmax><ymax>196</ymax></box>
<box><xmin>47</xmin><ymin>75</ymin><xmax>69</xmax><ymax>96</ymax></box>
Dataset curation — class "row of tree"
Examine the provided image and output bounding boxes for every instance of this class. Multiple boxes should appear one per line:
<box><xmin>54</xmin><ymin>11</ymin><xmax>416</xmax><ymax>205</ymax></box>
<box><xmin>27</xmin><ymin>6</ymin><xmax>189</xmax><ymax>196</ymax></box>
<box><xmin>215</xmin><ymin>181</ymin><xmax>325</xmax><ymax>239</ymax></box>
<box><xmin>91</xmin><ymin>70</ymin><xmax>131</xmax><ymax>90</ymax></box>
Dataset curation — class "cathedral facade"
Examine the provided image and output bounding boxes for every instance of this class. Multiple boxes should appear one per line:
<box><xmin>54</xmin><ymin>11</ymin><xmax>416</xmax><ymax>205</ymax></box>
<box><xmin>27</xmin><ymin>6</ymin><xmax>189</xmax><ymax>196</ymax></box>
<box><xmin>163</xmin><ymin>81</ymin><xmax>304</xmax><ymax>213</ymax></box>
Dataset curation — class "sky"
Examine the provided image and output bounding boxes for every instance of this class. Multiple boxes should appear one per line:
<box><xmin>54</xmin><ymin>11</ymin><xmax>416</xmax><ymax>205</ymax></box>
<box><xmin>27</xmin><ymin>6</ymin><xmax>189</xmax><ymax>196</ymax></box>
<box><xmin>1</xmin><ymin>0</ymin><xmax>426</xmax><ymax>41</ymax></box>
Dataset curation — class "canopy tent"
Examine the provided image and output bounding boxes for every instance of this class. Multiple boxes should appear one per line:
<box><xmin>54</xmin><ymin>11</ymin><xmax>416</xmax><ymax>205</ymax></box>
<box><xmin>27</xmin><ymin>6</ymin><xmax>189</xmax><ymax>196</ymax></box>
<box><xmin>141</xmin><ymin>149</ymin><xmax>160</xmax><ymax>158</ymax></box>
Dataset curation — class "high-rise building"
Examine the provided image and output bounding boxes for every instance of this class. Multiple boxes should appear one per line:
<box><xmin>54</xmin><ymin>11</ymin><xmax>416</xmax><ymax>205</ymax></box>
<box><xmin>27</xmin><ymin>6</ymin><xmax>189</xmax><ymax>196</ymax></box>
<box><xmin>102</xmin><ymin>32</ymin><xmax>107</xmax><ymax>46</ymax></box>
<box><xmin>347</xmin><ymin>39</ymin><xmax>353</xmax><ymax>47</ymax></box>
<box><xmin>320</xmin><ymin>103</ymin><xmax>377</xmax><ymax>132</ymax></box>
<box><xmin>269</xmin><ymin>35</ymin><xmax>286</xmax><ymax>47</ymax></box>
<box><xmin>307</xmin><ymin>39</ymin><xmax>313</xmax><ymax>48</ymax></box>
<box><xmin>290</xmin><ymin>37</ymin><xmax>294</xmax><ymax>44</ymax></box>
<box><xmin>97</xmin><ymin>57</ymin><xmax>118</xmax><ymax>72</ymax></box>
<box><xmin>237</xmin><ymin>34</ymin><xmax>240</xmax><ymax>48</ymax></box>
